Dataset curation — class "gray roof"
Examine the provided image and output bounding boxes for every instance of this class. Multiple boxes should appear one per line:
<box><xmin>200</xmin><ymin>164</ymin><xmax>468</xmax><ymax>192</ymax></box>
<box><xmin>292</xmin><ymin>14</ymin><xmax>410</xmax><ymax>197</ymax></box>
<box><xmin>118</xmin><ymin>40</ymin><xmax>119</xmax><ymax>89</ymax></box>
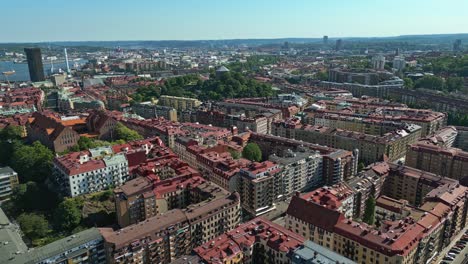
<box><xmin>216</xmin><ymin>66</ymin><xmax>230</xmax><ymax>72</ymax></box>
<box><xmin>0</xmin><ymin>166</ymin><xmax>16</xmax><ymax>177</ymax></box>
<box><xmin>83</xmin><ymin>78</ymin><xmax>104</xmax><ymax>88</ymax></box>
<box><xmin>0</xmin><ymin>208</ymin><xmax>28</xmax><ymax>264</ymax></box>
<box><xmin>9</xmin><ymin>228</ymin><xmax>103</xmax><ymax>264</ymax></box>
<box><xmin>291</xmin><ymin>240</ymin><xmax>356</xmax><ymax>264</ymax></box>
<box><xmin>104</xmin><ymin>153</ymin><xmax>128</xmax><ymax>167</ymax></box>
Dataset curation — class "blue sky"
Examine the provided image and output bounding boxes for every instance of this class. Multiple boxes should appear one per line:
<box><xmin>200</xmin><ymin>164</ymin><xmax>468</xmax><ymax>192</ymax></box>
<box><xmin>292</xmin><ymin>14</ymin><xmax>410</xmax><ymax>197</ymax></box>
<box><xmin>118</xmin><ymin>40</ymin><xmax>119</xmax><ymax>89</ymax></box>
<box><xmin>2</xmin><ymin>0</ymin><xmax>468</xmax><ymax>42</ymax></box>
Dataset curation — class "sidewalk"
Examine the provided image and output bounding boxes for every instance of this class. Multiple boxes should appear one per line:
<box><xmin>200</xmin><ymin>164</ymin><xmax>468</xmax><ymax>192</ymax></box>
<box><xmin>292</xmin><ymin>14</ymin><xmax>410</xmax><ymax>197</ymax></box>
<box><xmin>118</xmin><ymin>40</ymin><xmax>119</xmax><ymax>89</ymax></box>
<box><xmin>432</xmin><ymin>227</ymin><xmax>467</xmax><ymax>264</ymax></box>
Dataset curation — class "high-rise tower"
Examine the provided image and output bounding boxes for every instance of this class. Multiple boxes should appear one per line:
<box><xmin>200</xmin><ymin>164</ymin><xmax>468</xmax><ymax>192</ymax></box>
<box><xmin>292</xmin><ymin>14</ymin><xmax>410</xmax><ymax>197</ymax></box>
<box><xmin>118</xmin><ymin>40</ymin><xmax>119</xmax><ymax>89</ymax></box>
<box><xmin>24</xmin><ymin>48</ymin><xmax>45</xmax><ymax>82</ymax></box>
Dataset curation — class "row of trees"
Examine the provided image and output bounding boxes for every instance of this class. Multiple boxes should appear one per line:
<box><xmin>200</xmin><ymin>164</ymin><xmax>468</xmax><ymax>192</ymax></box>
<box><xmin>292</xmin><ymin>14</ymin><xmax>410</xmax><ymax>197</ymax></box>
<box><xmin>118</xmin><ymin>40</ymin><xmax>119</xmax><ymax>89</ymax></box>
<box><xmin>226</xmin><ymin>55</ymin><xmax>279</xmax><ymax>73</ymax></box>
<box><xmin>448</xmin><ymin>112</ymin><xmax>468</xmax><ymax>126</ymax></box>
<box><xmin>420</xmin><ymin>55</ymin><xmax>468</xmax><ymax>77</ymax></box>
<box><xmin>404</xmin><ymin>75</ymin><xmax>464</xmax><ymax>92</ymax></box>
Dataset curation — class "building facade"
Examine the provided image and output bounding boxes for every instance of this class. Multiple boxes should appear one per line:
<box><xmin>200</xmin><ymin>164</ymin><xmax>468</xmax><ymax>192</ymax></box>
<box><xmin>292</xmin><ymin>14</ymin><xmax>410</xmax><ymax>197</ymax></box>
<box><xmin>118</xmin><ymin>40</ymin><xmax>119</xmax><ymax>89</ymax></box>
<box><xmin>101</xmin><ymin>192</ymin><xmax>241</xmax><ymax>263</ymax></box>
<box><xmin>24</xmin><ymin>48</ymin><xmax>45</xmax><ymax>82</ymax></box>
<box><xmin>158</xmin><ymin>95</ymin><xmax>201</xmax><ymax>111</ymax></box>
<box><xmin>0</xmin><ymin>167</ymin><xmax>19</xmax><ymax>201</ymax></box>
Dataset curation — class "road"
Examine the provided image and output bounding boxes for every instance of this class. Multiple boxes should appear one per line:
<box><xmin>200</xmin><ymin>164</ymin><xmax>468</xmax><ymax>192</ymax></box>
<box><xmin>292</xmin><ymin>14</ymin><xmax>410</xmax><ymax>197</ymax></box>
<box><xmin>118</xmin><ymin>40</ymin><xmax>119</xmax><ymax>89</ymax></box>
<box><xmin>433</xmin><ymin>228</ymin><xmax>467</xmax><ymax>264</ymax></box>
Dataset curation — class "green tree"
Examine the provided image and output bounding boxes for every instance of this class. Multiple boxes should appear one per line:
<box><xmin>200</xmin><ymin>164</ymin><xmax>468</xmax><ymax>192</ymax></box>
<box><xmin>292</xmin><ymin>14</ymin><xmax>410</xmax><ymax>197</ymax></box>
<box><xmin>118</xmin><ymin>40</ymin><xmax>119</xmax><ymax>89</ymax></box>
<box><xmin>242</xmin><ymin>143</ymin><xmax>262</xmax><ymax>162</ymax></box>
<box><xmin>228</xmin><ymin>149</ymin><xmax>241</xmax><ymax>159</ymax></box>
<box><xmin>363</xmin><ymin>195</ymin><xmax>376</xmax><ymax>225</ymax></box>
<box><xmin>10</xmin><ymin>182</ymin><xmax>60</xmax><ymax>212</ymax></box>
<box><xmin>414</xmin><ymin>75</ymin><xmax>445</xmax><ymax>91</ymax></box>
<box><xmin>357</xmin><ymin>162</ymin><xmax>366</xmax><ymax>172</ymax></box>
<box><xmin>10</xmin><ymin>141</ymin><xmax>54</xmax><ymax>182</ymax></box>
<box><xmin>115</xmin><ymin>123</ymin><xmax>143</xmax><ymax>142</ymax></box>
<box><xmin>0</xmin><ymin>139</ymin><xmax>22</xmax><ymax>166</ymax></box>
<box><xmin>53</xmin><ymin>198</ymin><xmax>82</xmax><ymax>231</ymax></box>
<box><xmin>0</xmin><ymin>125</ymin><xmax>23</xmax><ymax>140</ymax></box>
<box><xmin>17</xmin><ymin>213</ymin><xmax>49</xmax><ymax>240</ymax></box>
<box><xmin>315</xmin><ymin>71</ymin><xmax>329</xmax><ymax>81</ymax></box>
<box><xmin>446</xmin><ymin>77</ymin><xmax>464</xmax><ymax>92</ymax></box>
<box><xmin>403</xmin><ymin>78</ymin><xmax>414</xmax><ymax>89</ymax></box>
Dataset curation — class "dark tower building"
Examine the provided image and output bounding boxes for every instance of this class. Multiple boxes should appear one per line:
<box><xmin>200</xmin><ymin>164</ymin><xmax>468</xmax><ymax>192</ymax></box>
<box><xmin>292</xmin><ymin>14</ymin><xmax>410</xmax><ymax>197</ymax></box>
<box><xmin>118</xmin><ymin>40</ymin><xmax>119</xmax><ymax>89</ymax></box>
<box><xmin>24</xmin><ymin>48</ymin><xmax>45</xmax><ymax>82</ymax></box>
<box><xmin>323</xmin><ymin>35</ymin><xmax>329</xmax><ymax>45</ymax></box>
<box><xmin>336</xmin><ymin>39</ymin><xmax>343</xmax><ymax>51</ymax></box>
<box><xmin>453</xmin><ymin>39</ymin><xmax>462</xmax><ymax>52</ymax></box>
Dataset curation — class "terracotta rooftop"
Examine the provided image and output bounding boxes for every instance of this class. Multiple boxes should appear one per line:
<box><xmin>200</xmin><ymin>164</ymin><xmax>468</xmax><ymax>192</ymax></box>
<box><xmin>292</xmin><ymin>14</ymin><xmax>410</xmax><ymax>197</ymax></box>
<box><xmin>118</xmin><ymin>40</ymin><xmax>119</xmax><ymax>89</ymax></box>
<box><xmin>194</xmin><ymin>218</ymin><xmax>305</xmax><ymax>263</ymax></box>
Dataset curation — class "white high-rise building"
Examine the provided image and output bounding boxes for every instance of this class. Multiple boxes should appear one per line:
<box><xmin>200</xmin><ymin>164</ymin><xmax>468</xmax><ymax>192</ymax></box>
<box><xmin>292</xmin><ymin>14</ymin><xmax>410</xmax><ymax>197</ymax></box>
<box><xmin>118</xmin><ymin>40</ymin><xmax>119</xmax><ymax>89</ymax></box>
<box><xmin>393</xmin><ymin>56</ymin><xmax>406</xmax><ymax>71</ymax></box>
<box><xmin>371</xmin><ymin>55</ymin><xmax>386</xmax><ymax>70</ymax></box>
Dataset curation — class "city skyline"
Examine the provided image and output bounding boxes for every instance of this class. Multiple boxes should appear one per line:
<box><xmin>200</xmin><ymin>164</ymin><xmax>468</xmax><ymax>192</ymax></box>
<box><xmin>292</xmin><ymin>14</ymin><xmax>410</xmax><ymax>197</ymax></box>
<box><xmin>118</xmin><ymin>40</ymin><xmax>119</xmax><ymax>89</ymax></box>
<box><xmin>2</xmin><ymin>0</ymin><xmax>468</xmax><ymax>42</ymax></box>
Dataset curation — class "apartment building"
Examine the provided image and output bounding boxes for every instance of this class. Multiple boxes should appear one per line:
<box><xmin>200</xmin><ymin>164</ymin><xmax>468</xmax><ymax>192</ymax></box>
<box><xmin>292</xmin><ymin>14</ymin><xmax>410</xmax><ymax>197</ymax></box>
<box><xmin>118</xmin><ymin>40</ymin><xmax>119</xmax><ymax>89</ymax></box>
<box><xmin>132</xmin><ymin>101</ymin><xmax>177</xmax><ymax>121</ymax></box>
<box><xmin>320</xmin><ymin>81</ymin><xmax>403</xmax><ymax>98</ymax></box>
<box><xmin>238</xmin><ymin>161</ymin><xmax>282</xmax><ymax>217</ymax></box>
<box><xmin>382</xmin><ymin>163</ymin><xmax>458</xmax><ymax>206</ymax></box>
<box><xmin>114</xmin><ymin>175</ymin><xmax>229</xmax><ymax>228</ymax></box>
<box><xmin>121</xmin><ymin>117</ymin><xmax>232</xmax><ymax>149</ymax></box>
<box><xmin>0</xmin><ymin>86</ymin><xmax>43</xmax><ymax>116</ymax></box>
<box><xmin>53</xmin><ymin>137</ymin><xmax>164</xmax><ymax>196</ymax></box>
<box><xmin>285</xmin><ymin>179</ymin><xmax>468</xmax><ymax>264</ymax></box>
<box><xmin>375</xmin><ymin>195</ymin><xmax>414</xmax><ymax>223</ymax></box>
<box><xmin>183</xmin><ymin>109</ymin><xmax>269</xmax><ymax>134</ymax></box>
<box><xmin>10</xmin><ymin>228</ymin><xmax>106</xmax><ymax>264</ymax></box>
<box><xmin>269</xmin><ymin>148</ymin><xmax>324</xmax><ymax>195</ymax></box>
<box><xmin>222</xmin><ymin>98</ymin><xmax>301</xmax><ymax>117</ymax></box>
<box><xmin>247</xmin><ymin>133</ymin><xmax>358</xmax><ymax>185</ymax></box>
<box><xmin>406</xmin><ymin>127</ymin><xmax>468</xmax><ymax>182</ymax></box>
<box><xmin>194</xmin><ymin>218</ymin><xmax>305</xmax><ymax>264</ymax></box>
<box><xmin>306</xmin><ymin>106</ymin><xmax>447</xmax><ymax>136</ymax></box>
<box><xmin>301</xmin><ymin>184</ymin><xmax>355</xmax><ymax>219</ymax></box>
<box><xmin>101</xmin><ymin>191</ymin><xmax>241</xmax><ymax>263</ymax></box>
<box><xmin>455</xmin><ymin>126</ymin><xmax>468</xmax><ymax>151</ymax></box>
<box><xmin>0</xmin><ymin>167</ymin><xmax>19</xmax><ymax>201</ymax></box>
<box><xmin>195</xmin><ymin>148</ymin><xmax>250</xmax><ymax>192</ymax></box>
<box><xmin>214</xmin><ymin>100</ymin><xmax>284</xmax><ymax>133</ymax></box>
<box><xmin>272</xmin><ymin>118</ymin><xmax>421</xmax><ymax>164</ymax></box>
<box><xmin>311</xmin><ymin>114</ymin><xmax>413</xmax><ymax>136</ymax></box>
<box><xmin>158</xmin><ymin>95</ymin><xmax>201</xmax><ymax>111</ymax></box>
<box><xmin>347</xmin><ymin>162</ymin><xmax>389</xmax><ymax>218</ymax></box>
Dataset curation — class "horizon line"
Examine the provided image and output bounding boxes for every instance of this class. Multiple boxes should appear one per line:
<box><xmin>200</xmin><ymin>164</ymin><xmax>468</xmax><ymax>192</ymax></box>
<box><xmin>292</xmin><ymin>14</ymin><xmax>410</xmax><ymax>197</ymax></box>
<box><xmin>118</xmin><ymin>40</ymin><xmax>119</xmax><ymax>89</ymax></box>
<box><xmin>2</xmin><ymin>32</ymin><xmax>468</xmax><ymax>44</ymax></box>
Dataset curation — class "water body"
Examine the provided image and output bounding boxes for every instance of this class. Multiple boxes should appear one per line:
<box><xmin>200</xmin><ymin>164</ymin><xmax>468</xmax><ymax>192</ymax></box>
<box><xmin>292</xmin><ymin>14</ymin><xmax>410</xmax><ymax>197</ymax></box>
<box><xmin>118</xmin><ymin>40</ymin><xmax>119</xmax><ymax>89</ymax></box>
<box><xmin>0</xmin><ymin>59</ymin><xmax>88</xmax><ymax>82</ymax></box>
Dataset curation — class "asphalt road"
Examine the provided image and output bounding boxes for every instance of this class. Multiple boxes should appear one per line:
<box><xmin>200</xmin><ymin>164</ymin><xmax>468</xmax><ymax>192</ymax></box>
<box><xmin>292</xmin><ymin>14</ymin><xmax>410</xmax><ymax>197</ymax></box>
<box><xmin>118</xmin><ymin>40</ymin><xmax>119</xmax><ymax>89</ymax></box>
<box><xmin>435</xmin><ymin>228</ymin><xmax>468</xmax><ymax>264</ymax></box>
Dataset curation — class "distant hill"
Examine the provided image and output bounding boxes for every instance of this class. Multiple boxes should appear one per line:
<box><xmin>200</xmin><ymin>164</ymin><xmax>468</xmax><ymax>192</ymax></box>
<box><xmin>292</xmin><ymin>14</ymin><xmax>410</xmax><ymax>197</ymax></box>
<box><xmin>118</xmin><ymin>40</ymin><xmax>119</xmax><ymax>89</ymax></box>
<box><xmin>2</xmin><ymin>33</ymin><xmax>468</xmax><ymax>49</ymax></box>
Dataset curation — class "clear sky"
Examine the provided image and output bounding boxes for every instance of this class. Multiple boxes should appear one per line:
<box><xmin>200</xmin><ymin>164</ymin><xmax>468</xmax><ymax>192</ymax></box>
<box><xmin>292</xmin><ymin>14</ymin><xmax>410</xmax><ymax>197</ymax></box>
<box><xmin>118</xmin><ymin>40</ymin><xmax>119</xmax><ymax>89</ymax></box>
<box><xmin>2</xmin><ymin>0</ymin><xmax>468</xmax><ymax>42</ymax></box>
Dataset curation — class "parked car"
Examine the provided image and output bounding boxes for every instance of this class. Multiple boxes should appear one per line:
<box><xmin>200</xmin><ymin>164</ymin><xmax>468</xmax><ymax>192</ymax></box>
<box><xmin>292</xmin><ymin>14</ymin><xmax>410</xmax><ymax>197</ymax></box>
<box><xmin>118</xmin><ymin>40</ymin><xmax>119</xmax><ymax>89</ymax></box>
<box><xmin>443</xmin><ymin>256</ymin><xmax>454</xmax><ymax>261</ymax></box>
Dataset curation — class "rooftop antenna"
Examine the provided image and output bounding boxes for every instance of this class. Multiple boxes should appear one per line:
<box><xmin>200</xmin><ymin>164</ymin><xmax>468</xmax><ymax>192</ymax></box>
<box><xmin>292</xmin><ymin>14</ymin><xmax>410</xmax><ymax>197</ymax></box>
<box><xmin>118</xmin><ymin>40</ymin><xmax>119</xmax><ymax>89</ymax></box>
<box><xmin>64</xmin><ymin>48</ymin><xmax>71</xmax><ymax>74</ymax></box>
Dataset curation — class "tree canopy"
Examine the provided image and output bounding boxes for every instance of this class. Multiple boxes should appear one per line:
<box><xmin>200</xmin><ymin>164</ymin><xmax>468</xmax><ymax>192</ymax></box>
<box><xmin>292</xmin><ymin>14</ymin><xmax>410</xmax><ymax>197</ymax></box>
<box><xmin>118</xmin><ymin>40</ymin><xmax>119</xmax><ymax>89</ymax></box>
<box><xmin>419</xmin><ymin>55</ymin><xmax>468</xmax><ymax>77</ymax></box>
<box><xmin>363</xmin><ymin>196</ymin><xmax>376</xmax><ymax>225</ymax></box>
<box><xmin>242</xmin><ymin>143</ymin><xmax>262</xmax><ymax>162</ymax></box>
<box><xmin>10</xmin><ymin>141</ymin><xmax>54</xmax><ymax>183</ymax></box>
<box><xmin>17</xmin><ymin>213</ymin><xmax>50</xmax><ymax>241</ymax></box>
<box><xmin>115</xmin><ymin>123</ymin><xmax>143</xmax><ymax>142</ymax></box>
<box><xmin>0</xmin><ymin>125</ymin><xmax>23</xmax><ymax>140</ymax></box>
<box><xmin>10</xmin><ymin>181</ymin><xmax>59</xmax><ymax>212</ymax></box>
<box><xmin>196</xmin><ymin>71</ymin><xmax>274</xmax><ymax>101</ymax></box>
<box><xmin>414</xmin><ymin>75</ymin><xmax>445</xmax><ymax>91</ymax></box>
<box><xmin>53</xmin><ymin>198</ymin><xmax>82</xmax><ymax>232</ymax></box>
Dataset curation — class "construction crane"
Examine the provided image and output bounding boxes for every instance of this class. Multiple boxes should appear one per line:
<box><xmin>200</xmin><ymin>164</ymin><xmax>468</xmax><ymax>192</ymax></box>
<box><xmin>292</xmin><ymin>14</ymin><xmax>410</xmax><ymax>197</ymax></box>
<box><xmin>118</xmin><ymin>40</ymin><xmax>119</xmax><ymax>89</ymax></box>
<box><xmin>2</xmin><ymin>69</ymin><xmax>15</xmax><ymax>88</ymax></box>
